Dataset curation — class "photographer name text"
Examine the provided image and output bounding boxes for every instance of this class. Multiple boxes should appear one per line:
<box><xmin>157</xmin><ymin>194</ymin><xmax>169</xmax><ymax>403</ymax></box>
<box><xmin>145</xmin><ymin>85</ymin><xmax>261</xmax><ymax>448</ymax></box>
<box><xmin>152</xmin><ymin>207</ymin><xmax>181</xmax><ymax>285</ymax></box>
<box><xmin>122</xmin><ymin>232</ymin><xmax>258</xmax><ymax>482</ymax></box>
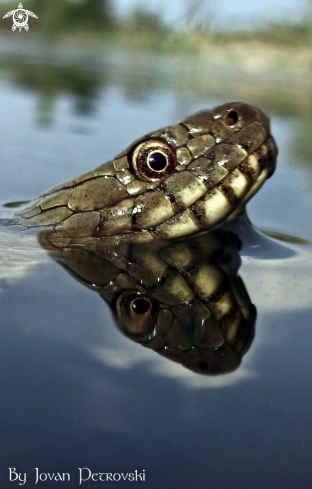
<box><xmin>9</xmin><ymin>467</ymin><xmax>146</xmax><ymax>485</ymax></box>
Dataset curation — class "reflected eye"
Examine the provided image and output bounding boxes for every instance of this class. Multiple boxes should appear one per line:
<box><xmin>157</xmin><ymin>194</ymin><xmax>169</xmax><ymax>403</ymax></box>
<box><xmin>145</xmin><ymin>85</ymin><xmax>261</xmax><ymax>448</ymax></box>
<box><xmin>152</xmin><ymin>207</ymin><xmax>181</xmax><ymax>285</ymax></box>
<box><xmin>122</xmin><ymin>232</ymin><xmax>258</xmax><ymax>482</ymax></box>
<box><xmin>115</xmin><ymin>291</ymin><xmax>159</xmax><ymax>336</ymax></box>
<box><xmin>131</xmin><ymin>140</ymin><xmax>177</xmax><ymax>182</ymax></box>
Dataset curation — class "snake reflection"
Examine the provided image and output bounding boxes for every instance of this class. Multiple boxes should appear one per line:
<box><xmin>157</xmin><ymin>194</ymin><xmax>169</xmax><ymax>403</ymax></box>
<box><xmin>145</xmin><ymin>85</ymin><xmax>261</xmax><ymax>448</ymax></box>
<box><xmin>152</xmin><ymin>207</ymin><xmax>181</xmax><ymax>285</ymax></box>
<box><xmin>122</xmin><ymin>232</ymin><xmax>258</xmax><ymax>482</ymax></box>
<box><xmin>3</xmin><ymin>102</ymin><xmax>278</xmax><ymax>374</ymax></box>
<box><xmin>39</xmin><ymin>229</ymin><xmax>256</xmax><ymax>375</ymax></box>
<box><xmin>8</xmin><ymin>102</ymin><xmax>277</xmax><ymax>244</ymax></box>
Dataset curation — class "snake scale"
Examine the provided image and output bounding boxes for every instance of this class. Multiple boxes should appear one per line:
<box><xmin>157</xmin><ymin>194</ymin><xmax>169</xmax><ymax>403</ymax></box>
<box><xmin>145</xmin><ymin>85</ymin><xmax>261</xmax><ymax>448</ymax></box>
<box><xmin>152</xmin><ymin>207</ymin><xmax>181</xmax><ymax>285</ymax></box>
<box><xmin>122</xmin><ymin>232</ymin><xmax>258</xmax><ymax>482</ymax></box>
<box><xmin>9</xmin><ymin>102</ymin><xmax>277</xmax><ymax>243</ymax></box>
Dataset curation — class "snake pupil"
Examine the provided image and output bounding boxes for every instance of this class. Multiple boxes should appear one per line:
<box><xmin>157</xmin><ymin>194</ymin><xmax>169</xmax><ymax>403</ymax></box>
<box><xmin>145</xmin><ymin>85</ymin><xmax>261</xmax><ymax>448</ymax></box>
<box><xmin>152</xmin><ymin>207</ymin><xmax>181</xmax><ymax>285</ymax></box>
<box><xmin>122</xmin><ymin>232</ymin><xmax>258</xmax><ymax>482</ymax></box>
<box><xmin>148</xmin><ymin>152</ymin><xmax>167</xmax><ymax>172</ymax></box>
<box><xmin>132</xmin><ymin>298</ymin><xmax>151</xmax><ymax>314</ymax></box>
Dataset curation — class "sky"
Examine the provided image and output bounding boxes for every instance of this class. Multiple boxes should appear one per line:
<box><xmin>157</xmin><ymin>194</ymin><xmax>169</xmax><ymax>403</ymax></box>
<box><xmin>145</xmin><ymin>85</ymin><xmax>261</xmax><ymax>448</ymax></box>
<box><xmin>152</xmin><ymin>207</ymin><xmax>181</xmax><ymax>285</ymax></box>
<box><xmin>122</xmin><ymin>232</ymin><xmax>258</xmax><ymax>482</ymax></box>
<box><xmin>112</xmin><ymin>0</ymin><xmax>308</xmax><ymax>29</ymax></box>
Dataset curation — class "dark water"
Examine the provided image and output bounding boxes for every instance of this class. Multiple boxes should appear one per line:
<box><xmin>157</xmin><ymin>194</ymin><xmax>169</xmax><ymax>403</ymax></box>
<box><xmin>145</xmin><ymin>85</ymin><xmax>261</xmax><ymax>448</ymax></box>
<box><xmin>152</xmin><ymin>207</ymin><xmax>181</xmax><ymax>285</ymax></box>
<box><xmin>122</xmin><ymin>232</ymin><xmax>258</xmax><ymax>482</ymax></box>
<box><xmin>1</xmin><ymin>41</ymin><xmax>312</xmax><ymax>489</ymax></box>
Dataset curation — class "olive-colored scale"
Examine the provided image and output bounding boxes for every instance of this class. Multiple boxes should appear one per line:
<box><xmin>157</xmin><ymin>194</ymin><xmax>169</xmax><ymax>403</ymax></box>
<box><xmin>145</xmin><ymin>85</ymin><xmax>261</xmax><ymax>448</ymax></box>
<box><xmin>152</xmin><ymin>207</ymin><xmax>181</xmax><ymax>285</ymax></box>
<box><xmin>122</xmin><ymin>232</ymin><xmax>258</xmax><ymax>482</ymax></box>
<box><xmin>10</xmin><ymin>102</ymin><xmax>277</xmax><ymax>243</ymax></box>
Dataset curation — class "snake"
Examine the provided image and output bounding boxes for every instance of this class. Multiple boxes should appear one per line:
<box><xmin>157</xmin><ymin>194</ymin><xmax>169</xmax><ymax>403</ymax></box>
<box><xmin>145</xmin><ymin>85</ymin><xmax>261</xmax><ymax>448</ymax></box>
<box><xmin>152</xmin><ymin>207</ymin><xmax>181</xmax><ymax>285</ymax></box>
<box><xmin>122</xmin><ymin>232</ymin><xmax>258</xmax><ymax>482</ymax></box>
<box><xmin>5</xmin><ymin>102</ymin><xmax>277</xmax><ymax>244</ymax></box>
<box><xmin>39</xmin><ymin>228</ymin><xmax>256</xmax><ymax>375</ymax></box>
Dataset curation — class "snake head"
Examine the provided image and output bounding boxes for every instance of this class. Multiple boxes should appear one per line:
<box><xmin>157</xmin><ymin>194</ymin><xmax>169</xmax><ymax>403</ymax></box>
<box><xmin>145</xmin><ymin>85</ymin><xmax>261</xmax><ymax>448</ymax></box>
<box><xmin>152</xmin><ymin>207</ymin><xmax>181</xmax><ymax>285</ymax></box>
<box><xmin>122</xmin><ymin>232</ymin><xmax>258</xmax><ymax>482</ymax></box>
<box><xmin>13</xmin><ymin>102</ymin><xmax>277</xmax><ymax>243</ymax></box>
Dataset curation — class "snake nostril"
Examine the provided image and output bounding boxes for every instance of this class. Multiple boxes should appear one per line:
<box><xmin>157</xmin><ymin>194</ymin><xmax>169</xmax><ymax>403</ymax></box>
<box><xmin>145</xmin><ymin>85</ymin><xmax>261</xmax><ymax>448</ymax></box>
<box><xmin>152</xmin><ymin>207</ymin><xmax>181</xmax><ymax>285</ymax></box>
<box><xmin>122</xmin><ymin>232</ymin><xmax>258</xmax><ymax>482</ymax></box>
<box><xmin>196</xmin><ymin>361</ymin><xmax>209</xmax><ymax>372</ymax></box>
<box><xmin>224</xmin><ymin>110</ymin><xmax>239</xmax><ymax>126</ymax></box>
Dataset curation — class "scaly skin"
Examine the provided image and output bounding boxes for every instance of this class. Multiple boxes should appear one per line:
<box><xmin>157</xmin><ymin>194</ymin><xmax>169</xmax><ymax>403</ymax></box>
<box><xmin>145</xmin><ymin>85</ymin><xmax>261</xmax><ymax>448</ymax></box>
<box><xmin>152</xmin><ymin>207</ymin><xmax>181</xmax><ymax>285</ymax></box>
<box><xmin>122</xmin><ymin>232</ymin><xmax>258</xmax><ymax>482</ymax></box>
<box><xmin>12</xmin><ymin>102</ymin><xmax>277</xmax><ymax>244</ymax></box>
<box><xmin>39</xmin><ymin>229</ymin><xmax>256</xmax><ymax>375</ymax></box>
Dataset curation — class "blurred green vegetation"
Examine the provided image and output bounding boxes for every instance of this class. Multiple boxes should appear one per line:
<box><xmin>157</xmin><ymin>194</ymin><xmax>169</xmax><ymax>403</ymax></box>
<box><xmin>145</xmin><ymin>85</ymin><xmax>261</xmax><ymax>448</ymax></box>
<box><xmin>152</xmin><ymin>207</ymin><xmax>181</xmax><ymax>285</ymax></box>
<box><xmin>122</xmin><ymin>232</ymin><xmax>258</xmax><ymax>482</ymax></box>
<box><xmin>1</xmin><ymin>0</ymin><xmax>312</xmax><ymax>121</ymax></box>
<box><xmin>1</xmin><ymin>0</ymin><xmax>112</xmax><ymax>34</ymax></box>
<box><xmin>0</xmin><ymin>0</ymin><xmax>312</xmax><ymax>60</ymax></box>
<box><xmin>0</xmin><ymin>0</ymin><xmax>310</xmax><ymax>52</ymax></box>
<box><xmin>1</xmin><ymin>0</ymin><xmax>312</xmax><ymax>187</ymax></box>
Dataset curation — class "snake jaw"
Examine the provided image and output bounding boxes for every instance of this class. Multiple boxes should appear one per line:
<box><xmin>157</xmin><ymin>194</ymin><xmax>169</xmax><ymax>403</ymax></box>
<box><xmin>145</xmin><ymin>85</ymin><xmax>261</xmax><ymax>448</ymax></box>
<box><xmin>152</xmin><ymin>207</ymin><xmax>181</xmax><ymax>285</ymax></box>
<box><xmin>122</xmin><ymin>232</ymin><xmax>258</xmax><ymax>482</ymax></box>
<box><xmin>12</xmin><ymin>102</ymin><xmax>277</xmax><ymax>243</ymax></box>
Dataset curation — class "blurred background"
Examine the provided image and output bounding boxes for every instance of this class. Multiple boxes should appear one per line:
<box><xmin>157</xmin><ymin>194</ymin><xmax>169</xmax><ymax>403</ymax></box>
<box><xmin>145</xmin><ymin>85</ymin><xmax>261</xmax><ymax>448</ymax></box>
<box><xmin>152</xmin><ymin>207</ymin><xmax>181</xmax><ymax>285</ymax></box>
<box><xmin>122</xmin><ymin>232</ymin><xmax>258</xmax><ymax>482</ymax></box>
<box><xmin>1</xmin><ymin>0</ymin><xmax>312</xmax><ymax>115</ymax></box>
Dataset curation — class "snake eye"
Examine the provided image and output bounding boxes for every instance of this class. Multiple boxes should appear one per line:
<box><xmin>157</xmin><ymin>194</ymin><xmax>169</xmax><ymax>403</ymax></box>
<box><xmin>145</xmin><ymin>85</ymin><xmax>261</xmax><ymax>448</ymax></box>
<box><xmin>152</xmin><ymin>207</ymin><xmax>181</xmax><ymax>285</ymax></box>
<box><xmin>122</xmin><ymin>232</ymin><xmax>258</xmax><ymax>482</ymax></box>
<box><xmin>131</xmin><ymin>140</ymin><xmax>177</xmax><ymax>182</ymax></box>
<box><xmin>115</xmin><ymin>291</ymin><xmax>159</xmax><ymax>336</ymax></box>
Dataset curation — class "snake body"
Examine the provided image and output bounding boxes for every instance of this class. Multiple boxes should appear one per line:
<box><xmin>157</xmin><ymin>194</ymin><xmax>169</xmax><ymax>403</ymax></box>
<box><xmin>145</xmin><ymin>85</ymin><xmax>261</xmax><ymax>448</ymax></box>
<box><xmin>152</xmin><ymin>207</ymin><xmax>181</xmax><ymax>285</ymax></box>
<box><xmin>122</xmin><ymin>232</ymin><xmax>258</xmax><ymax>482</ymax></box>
<box><xmin>13</xmin><ymin>102</ymin><xmax>277</xmax><ymax>243</ymax></box>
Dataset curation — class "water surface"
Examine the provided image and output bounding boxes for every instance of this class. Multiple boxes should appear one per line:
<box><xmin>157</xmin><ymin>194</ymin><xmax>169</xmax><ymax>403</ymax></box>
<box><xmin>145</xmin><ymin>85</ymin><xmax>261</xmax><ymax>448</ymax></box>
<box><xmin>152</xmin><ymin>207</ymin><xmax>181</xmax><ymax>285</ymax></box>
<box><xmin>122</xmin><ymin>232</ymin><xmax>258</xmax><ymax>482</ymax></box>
<box><xmin>1</xmin><ymin>44</ymin><xmax>312</xmax><ymax>489</ymax></box>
